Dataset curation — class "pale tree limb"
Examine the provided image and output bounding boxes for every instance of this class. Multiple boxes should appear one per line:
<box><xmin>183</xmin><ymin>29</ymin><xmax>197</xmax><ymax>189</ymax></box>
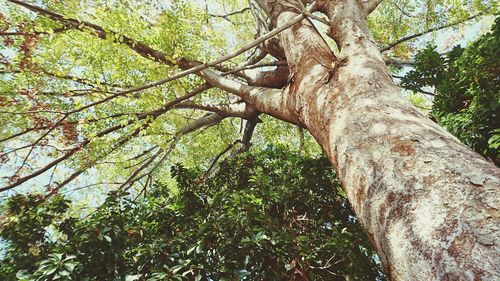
<box><xmin>1</xmin><ymin>0</ymin><xmax>310</xmax><ymax>192</ymax></box>
<box><xmin>8</xmin><ymin>0</ymin><xmax>302</xmax><ymax>119</ymax></box>
<box><xmin>200</xmin><ymin>68</ymin><xmax>297</xmax><ymax>124</ymax></box>
<box><xmin>237</xmin><ymin>62</ymin><xmax>289</xmax><ymax>88</ymax></box>
<box><xmin>384</xmin><ymin>58</ymin><xmax>415</xmax><ymax>66</ymax></box>
<box><xmin>361</xmin><ymin>0</ymin><xmax>383</xmax><ymax>16</ymax></box>
<box><xmin>242</xmin><ymin>47</ymin><xmax>267</xmax><ymax>66</ymax></box>
<box><xmin>249</xmin><ymin>0</ymin><xmax>287</xmax><ymax>60</ymax></box>
<box><xmin>173</xmin><ymin>101</ymin><xmax>255</xmax><ymax>119</ymax></box>
<box><xmin>233</xmin><ymin>115</ymin><xmax>260</xmax><ymax>154</ymax></box>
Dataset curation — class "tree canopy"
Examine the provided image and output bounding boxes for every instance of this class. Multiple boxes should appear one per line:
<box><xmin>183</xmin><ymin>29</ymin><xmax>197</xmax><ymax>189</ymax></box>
<box><xmin>0</xmin><ymin>0</ymin><xmax>496</xmax><ymax>193</ymax></box>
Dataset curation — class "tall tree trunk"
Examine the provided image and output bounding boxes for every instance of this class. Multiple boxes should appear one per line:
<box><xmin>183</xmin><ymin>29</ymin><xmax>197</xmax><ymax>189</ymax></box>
<box><xmin>255</xmin><ymin>0</ymin><xmax>500</xmax><ymax>279</ymax></box>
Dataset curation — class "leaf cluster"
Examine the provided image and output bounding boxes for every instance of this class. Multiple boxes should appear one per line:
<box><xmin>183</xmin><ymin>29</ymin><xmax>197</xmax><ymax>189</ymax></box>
<box><xmin>402</xmin><ymin>17</ymin><xmax>500</xmax><ymax>163</ymax></box>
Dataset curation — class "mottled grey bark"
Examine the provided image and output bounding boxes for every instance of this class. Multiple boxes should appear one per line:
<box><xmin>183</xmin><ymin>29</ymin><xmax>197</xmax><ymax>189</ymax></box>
<box><xmin>248</xmin><ymin>0</ymin><xmax>500</xmax><ymax>279</ymax></box>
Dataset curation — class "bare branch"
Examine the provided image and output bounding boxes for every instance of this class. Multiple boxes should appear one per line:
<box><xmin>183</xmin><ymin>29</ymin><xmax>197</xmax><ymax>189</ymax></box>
<box><xmin>121</xmin><ymin>113</ymin><xmax>227</xmax><ymax>190</ymax></box>
<box><xmin>380</xmin><ymin>14</ymin><xmax>482</xmax><ymax>52</ymax></box>
<box><xmin>1</xmin><ymin>110</ymin><xmax>154</xmax><ymax>192</ymax></box>
<box><xmin>236</xmin><ymin>115</ymin><xmax>260</xmax><ymax>154</ymax></box>
<box><xmin>203</xmin><ymin>140</ymin><xmax>241</xmax><ymax>178</ymax></box>
<box><xmin>7</xmin><ymin>0</ymin><xmax>295</xmax><ymax>92</ymax></box>
<box><xmin>119</xmin><ymin>148</ymin><xmax>164</xmax><ymax>191</ymax></box>
<box><xmin>0</xmin><ymin>83</ymin><xmax>211</xmax><ymax>192</ymax></box>
<box><xmin>0</xmin><ymin>61</ymin><xmax>125</xmax><ymax>89</ymax></box>
<box><xmin>203</xmin><ymin>114</ymin><xmax>260</xmax><ymax>178</ymax></box>
<box><xmin>178</xmin><ymin>113</ymin><xmax>226</xmax><ymax>135</ymax></box>
<box><xmin>44</xmin><ymin>121</ymin><xmax>153</xmax><ymax>196</ymax></box>
<box><xmin>208</xmin><ymin>7</ymin><xmax>250</xmax><ymax>18</ymax></box>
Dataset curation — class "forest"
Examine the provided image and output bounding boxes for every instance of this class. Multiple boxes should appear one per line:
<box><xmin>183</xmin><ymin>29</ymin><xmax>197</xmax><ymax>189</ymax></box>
<box><xmin>0</xmin><ymin>0</ymin><xmax>499</xmax><ymax>280</ymax></box>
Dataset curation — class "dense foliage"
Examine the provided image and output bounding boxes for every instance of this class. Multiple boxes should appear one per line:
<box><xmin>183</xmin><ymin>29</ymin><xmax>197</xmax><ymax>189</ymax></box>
<box><xmin>402</xmin><ymin>17</ymin><xmax>500</xmax><ymax>164</ymax></box>
<box><xmin>0</xmin><ymin>147</ymin><xmax>382</xmax><ymax>280</ymax></box>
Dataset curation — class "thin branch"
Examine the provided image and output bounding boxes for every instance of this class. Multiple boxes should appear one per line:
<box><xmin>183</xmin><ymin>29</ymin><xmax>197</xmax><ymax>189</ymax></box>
<box><xmin>61</xmin><ymin>182</ymin><xmax>121</xmax><ymax>195</ymax></box>
<box><xmin>380</xmin><ymin>14</ymin><xmax>482</xmax><ymax>52</ymax></box>
<box><xmin>224</xmin><ymin>61</ymin><xmax>287</xmax><ymax>75</ymax></box>
<box><xmin>0</xmin><ymin>112</ymin><xmax>152</xmax><ymax>192</ymax></box>
<box><xmin>119</xmin><ymin>148</ymin><xmax>163</xmax><ymax>190</ymax></box>
<box><xmin>121</xmin><ymin>113</ymin><xmax>227</xmax><ymax>190</ymax></box>
<box><xmin>0</xmin><ymin>112</ymin><xmax>131</xmax><ymax>144</ymax></box>
<box><xmin>208</xmin><ymin>7</ymin><xmax>250</xmax><ymax>18</ymax></box>
<box><xmin>0</xmin><ymin>83</ymin><xmax>210</xmax><ymax>192</ymax></box>
<box><xmin>203</xmin><ymin>140</ymin><xmax>241</xmax><ymax>178</ymax></box>
<box><xmin>0</xmin><ymin>62</ymin><xmax>124</xmax><ymax>89</ymax></box>
<box><xmin>45</xmin><ymin>121</ymin><xmax>152</xmax><ymax>196</ymax></box>
<box><xmin>203</xmin><ymin>115</ymin><xmax>260</xmax><ymax>178</ymax></box>
<box><xmin>8</xmin><ymin>0</ymin><xmax>314</xmax><ymax>100</ymax></box>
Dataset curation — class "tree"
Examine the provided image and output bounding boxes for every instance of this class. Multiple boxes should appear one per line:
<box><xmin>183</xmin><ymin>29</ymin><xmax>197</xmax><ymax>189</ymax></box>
<box><xmin>0</xmin><ymin>147</ymin><xmax>383</xmax><ymax>280</ymax></box>
<box><xmin>0</xmin><ymin>0</ymin><xmax>499</xmax><ymax>279</ymax></box>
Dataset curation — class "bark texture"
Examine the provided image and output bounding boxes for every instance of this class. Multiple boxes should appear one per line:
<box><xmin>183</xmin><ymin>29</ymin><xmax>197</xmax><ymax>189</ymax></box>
<box><xmin>252</xmin><ymin>0</ymin><xmax>500</xmax><ymax>279</ymax></box>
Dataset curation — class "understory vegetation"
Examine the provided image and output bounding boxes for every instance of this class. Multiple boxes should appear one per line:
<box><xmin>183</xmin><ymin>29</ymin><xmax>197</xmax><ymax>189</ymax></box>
<box><xmin>1</xmin><ymin>147</ymin><xmax>382</xmax><ymax>280</ymax></box>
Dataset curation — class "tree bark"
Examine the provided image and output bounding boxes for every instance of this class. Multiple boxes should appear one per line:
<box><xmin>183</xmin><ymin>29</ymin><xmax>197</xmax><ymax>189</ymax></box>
<box><xmin>252</xmin><ymin>0</ymin><xmax>500</xmax><ymax>279</ymax></box>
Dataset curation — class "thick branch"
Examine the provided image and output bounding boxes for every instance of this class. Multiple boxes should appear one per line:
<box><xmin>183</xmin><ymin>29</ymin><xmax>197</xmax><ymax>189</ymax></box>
<box><xmin>174</xmin><ymin>101</ymin><xmax>255</xmax><ymax>119</ymax></box>
<box><xmin>384</xmin><ymin>58</ymin><xmax>415</xmax><ymax>66</ymax></box>
<box><xmin>361</xmin><ymin>0</ymin><xmax>382</xmax><ymax>15</ymax></box>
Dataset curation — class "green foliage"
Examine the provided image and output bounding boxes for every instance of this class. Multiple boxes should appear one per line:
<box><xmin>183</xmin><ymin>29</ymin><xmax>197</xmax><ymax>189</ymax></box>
<box><xmin>402</xmin><ymin>17</ymin><xmax>500</xmax><ymax>163</ymax></box>
<box><xmin>17</xmin><ymin>253</ymin><xmax>81</xmax><ymax>281</ymax></box>
<box><xmin>0</xmin><ymin>147</ymin><xmax>382</xmax><ymax>280</ymax></box>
